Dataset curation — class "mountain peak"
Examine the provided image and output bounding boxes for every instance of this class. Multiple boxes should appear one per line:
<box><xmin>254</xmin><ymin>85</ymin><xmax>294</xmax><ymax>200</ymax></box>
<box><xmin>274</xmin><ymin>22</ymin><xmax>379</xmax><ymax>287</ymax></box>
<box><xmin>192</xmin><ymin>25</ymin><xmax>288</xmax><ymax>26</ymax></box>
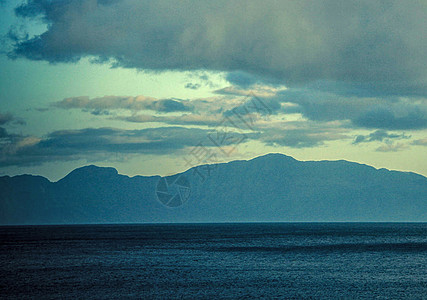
<box><xmin>253</xmin><ymin>153</ymin><xmax>295</xmax><ymax>160</ymax></box>
<box><xmin>248</xmin><ymin>152</ymin><xmax>297</xmax><ymax>164</ymax></box>
<box><xmin>58</xmin><ymin>165</ymin><xmax>118</xmax><ymax>183</ymax></box>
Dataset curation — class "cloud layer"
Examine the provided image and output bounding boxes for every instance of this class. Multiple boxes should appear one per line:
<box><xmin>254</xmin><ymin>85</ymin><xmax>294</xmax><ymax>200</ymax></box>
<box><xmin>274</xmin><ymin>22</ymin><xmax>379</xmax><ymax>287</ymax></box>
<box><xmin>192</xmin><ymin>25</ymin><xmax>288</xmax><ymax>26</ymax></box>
<box><xmin>0</xmin><ymin>126</ymin><xmax>252</xmax><ymax>167</ymax></box>
<box><xmin>47</xmin><ymin>87</ymin><xmax>426</xmax><ymax>154</ymax></box>
<box><xmin>276</xmin><ymin>89</ymin><xmax>427</xmax><ymax>130</ymax></box>
<box><xmin>9</xmin><ymin>0</ymin><xmax>427</xmax><ymax>97</ymax></box>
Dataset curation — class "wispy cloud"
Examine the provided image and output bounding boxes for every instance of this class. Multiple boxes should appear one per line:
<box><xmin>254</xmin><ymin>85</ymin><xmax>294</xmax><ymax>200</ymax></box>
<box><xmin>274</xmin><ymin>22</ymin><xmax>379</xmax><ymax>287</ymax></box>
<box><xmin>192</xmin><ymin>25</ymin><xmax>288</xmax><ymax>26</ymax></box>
<box><xmin>353</xmin><ymin>130</ymin><xmax>410</xmax><ymax>144</ymax></box>
<box><xmin>55</xmin><ymin>96</ymin><xmax>193</xmax><ymax>114</ymax></box>
<box><xmin>376</xmin><ymin>143</ymin><xmax>409</xmax><ymax>152</ymax></box>
<box><xmin>117</xmin><ymin>114</ymin><xmax>223</xmax><ymax>127</ymax></box>
<box><xmin>412</xmin><ymin>138</ymin><xmax>427</xmax><ymax>146</ymax></box>
<box><xmin>259</xmin><ymin>124</ymin><xmax>350</xmax><ymax>148</ymax></box>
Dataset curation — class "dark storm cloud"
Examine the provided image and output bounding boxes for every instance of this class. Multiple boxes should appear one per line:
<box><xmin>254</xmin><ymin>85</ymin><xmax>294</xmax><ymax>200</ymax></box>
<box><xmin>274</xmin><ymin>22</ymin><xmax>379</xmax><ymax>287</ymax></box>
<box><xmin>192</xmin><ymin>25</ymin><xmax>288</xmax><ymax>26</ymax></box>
<box><xmin>9</xmin><ymin>0</ymin><xmax>427</xmax><ymax>97</ymax></box>
<box><xmin>0</xmin><ymin>126</ymin><xmax>251</xmax><ymax>167</ymax></box>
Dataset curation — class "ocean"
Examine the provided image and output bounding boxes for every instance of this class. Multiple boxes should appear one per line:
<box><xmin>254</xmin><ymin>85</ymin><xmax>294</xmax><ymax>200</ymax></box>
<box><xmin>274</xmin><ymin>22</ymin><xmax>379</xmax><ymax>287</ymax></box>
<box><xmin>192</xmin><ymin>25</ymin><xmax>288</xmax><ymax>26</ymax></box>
<box><xmin>1</xmin><ymin>223</ymin><xmax>426</xmax><ymax>299</ymax></box>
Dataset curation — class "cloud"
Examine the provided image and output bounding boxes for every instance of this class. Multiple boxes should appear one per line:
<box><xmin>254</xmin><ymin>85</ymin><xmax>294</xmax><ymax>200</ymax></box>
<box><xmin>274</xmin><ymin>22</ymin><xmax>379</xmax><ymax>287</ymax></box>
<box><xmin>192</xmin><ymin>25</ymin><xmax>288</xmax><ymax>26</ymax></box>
<box><xmin>376</xmin><ymin>143</ymin><xmax>408</xmax><ymax>152</ymax></box>
<box><xmin>223</xmin><ymin>94</ymin><xmax>280</xmax><ymax>117</ymax></box>
<box><xmin>225</xmin><ymin>71</ymin><xmax>285</xmax><ymax>88</ymax></box>
<box><xmin>214</xmin><ymin>86</ymin><xmax>281</xmax><ymax>98</ymax></box>
<box><xmin>353</xmin><ymin>130</ymin><xmax>410</xmax><ymax>144</ymax></box>
<box><xmin>0</xmin><ymin>126</ymin><xmax>251</xmax><ymax>167</ymax></box>
<box><xmin>257</xmin><ymin>121</ymin><xmax>350</xmax><ymax>148</ymax></box>
<box><xmin>353</xmin><ymin>106</ymin><xmax>427</xmax><ymax>130</ymax></box>
<box><xmin>0</xmin><ymin>125</ymin><xmax>41</xmax><ymax>166</ymax></box>
<box><xmin>118</xmin><ymin>113</ymin><xmax>222</xmax><ymax>127</ymax></box>
<box><xmin>277</xmin><ymin>89</ymin><xmax>379</xmax><ymax>122</ymax></box>
<box><xmin>53</xmin><ymin>91</ymin><xmax>284</xmax><ymax>130</ymax></box>
<box><xmin>184</xmin><ymin>83</ymin><xmax>201</xmax><ymax>90</ymax></box>
<box><xmin>412</xmin><ymin>138</ymin><xmax>427</xmax><ymax>146</ymax></box>
<box><xmin>111</xmin><ymin>91</ymin><xmax>285</xmax><ymax>128</ymax></box>
<box><xmin>261</xmin><ymin>128</ymin><xmax>348</xmax><ymax>148</ymax></box>
<box><xmin>55</xmin><ymin>93</ymin><xmax>256</xmax><ymax>124</ymax></box>
<box><xmin>115</xmin><ymin>99</ymin><xmax>353</xmax><ymax>149</ymax></box>
<box><xmin>40</xmin><ymin>127</ymin><xmax>207</xmax><ymax>152</ymax></box>
<box><xmin>9</xmin><ymin>0</ymin><xmax>427</xmax><ymax>97</ymax></box>
<box><xmin>225</xmin><ymin>71</ymin><xmax>259</xmax><ymax>87</ymax></box>
<box><xmin>55</xmin><ymin>95</ymin><xmax>193</xmax><ymax>113</ymax></box>
<box><xmin>276</xmin><ymin>89</ymin><xmax>427</xmax><ymax>130</ymax></box>
<box><xmin>0</xmin><ymin>113</ymin><xmax>14</xmax><ymax>125</ymax></box>
<box><xmin>0</xmin><ymin>113</ymin><xmax>26</xmax><ymax>135</ymax></box>
<box><xmin>351</xmin><ymin>130</ymin><xmax>412</xmax><ymax>152</ymax></box>
<box><xmin>0</xmin><ymin>127</ymin><xmax>9</xmax><ymax>138</ymax></box>
<box><xmin>185</xmin><ymin>72</ymin><xmax>218</xmax><ymax>89</ymax></box>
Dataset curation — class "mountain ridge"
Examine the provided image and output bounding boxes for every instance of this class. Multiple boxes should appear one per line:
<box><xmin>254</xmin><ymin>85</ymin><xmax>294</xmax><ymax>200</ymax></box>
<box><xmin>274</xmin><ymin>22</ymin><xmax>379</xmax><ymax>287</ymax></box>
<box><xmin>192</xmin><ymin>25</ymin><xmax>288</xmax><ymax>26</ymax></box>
<box><xmin>1</xmin><ymin>153</ymin><xmax>426</xmax><ymax>224</ymax></box>
<box><xmin>2</xmin><ymin>153</ymin><xmax>426</xmax><ymax>182</ymax></box>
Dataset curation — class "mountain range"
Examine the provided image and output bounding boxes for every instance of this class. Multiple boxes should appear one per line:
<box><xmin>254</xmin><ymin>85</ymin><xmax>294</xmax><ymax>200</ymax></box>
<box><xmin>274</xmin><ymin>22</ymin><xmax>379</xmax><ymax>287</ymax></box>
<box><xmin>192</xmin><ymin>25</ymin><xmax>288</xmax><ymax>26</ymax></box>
<box><xmin>1</xmin><ymin>153</ymin><xmax>426</xmax><ymax>224</ymax></box>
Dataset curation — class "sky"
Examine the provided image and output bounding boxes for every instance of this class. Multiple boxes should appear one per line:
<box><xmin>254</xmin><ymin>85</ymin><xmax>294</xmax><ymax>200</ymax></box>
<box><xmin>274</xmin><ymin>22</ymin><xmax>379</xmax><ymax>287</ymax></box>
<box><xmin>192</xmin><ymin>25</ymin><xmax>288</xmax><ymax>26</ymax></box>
<box><xmin>0</xmin><ymin>0</ymin><xmax>426</xmax><ymax>181</ymax></box>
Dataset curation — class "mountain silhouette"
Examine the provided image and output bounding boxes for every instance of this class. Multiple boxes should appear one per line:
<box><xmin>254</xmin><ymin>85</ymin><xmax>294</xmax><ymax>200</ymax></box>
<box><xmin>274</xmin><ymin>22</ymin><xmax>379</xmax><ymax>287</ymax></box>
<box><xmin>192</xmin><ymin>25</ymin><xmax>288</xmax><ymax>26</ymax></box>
<box><xmin>1</xmin><ymin>153</ymin><xmax>426</xmax><ymax>224</ymax></box>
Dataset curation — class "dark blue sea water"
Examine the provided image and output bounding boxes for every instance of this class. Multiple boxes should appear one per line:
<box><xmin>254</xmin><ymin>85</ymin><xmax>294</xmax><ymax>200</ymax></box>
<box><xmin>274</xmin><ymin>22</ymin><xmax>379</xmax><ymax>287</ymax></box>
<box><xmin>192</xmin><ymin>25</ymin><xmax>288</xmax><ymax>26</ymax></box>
<box><xmin>1</xmin><ymin>223</ymin><xmax>427</xmax><ymax>299</ymax></box>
